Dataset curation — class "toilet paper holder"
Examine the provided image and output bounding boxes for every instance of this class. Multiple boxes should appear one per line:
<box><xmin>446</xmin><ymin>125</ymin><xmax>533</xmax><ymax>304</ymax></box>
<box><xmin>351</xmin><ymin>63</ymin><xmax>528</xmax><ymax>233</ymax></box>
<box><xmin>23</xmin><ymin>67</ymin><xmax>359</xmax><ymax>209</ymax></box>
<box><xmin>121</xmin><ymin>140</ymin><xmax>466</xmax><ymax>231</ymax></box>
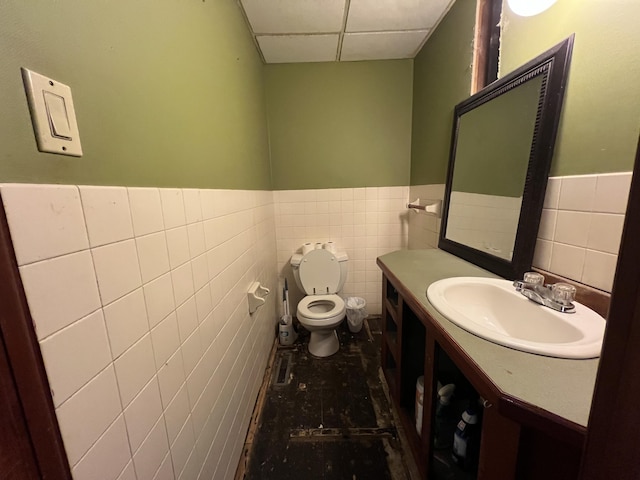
<box><xmin>407</xmin><ymin>198</ymin><xmax>442</xmax><ymax>217</ymax></box>
<box><xmin>247</xmin><ymin>282</ymin><xmax>270</xmax><ymax>314</ymax></box>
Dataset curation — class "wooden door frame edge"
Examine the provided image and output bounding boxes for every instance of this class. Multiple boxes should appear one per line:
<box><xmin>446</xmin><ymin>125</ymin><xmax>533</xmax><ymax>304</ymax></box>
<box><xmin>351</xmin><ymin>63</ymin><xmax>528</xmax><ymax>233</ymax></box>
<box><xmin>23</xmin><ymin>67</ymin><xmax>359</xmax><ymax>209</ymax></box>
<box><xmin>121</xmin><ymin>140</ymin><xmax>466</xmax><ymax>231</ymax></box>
<box><xmin>579</xmin><ymin>135</ymin><xmax>640</xmax><ymax>479</ymax></box>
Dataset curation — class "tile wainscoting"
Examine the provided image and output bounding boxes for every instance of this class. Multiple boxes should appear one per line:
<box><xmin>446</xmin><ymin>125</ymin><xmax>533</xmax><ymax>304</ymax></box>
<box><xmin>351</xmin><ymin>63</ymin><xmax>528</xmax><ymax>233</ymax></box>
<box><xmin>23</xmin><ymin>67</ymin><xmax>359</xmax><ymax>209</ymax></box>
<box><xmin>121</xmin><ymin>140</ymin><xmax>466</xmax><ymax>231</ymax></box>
<box><xmin>407</xmin><ymin>184</ymin><xmax>445</xmax><ymax>250</ymax></box>
<box><xmin>407</xmin><ymin>174</ymin><xmax>632</xmax><ymax>294</ymax></box>
<box><xmin>534</xmin><ymin>172</ymin><xmax>632</xmax><ymax>292</ymax></box>
<box><xmin>1</xmin><ymin>184</ymin><xmax>277</xmax><ymax>480</ymax></box>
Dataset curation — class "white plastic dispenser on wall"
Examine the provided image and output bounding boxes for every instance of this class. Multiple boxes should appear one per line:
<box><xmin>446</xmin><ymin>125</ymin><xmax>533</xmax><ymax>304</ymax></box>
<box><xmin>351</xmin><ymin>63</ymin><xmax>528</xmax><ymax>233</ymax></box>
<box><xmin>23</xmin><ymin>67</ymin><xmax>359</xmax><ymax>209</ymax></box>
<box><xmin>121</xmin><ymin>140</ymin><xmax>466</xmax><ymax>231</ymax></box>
<box><xmin>247</xmin><ymin>282</ymin><xmax>269</xmax><ymax>314</ymax></box>
<box><xmin>21</xmin><ymin>68</ymin><xmax>83</xmax><ymax>157</ymax></box>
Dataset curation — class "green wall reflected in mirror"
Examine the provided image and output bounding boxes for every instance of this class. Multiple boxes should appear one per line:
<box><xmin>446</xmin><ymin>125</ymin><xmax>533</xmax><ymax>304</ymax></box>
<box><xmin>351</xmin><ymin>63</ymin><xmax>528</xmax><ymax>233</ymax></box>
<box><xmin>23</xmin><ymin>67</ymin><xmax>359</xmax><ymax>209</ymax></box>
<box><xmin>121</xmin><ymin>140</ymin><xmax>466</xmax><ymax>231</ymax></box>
<box><xmin>451</xmin><ymin>75</ymin><xmax>542</xmax><ymax>198</ymax></box>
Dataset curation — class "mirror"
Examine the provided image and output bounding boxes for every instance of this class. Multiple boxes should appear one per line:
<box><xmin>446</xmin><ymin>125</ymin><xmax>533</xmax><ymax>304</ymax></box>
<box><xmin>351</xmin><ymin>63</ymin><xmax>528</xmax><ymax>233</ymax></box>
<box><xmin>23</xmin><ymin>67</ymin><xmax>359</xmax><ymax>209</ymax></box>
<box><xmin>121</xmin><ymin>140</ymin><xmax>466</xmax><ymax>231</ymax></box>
<box><xmin>439</xmin><ymin>35</ymin><xmax>574</xmax><ymax>279</ymax></box>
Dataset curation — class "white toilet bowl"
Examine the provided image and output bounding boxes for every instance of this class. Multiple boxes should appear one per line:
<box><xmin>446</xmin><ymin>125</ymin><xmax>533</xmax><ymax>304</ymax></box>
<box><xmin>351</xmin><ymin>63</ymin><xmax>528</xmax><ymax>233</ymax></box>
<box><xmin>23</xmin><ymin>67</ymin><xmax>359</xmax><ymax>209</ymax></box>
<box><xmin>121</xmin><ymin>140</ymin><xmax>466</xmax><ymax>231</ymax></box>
<box><xmin>297</xmin><ymin>294</ymin><xmax>345</xmax><ymax>357</ymax></box>
<box><xmin>290</xmin><ymin>246</ymin><xmax>349</xmax><ymax>358</ymax></box>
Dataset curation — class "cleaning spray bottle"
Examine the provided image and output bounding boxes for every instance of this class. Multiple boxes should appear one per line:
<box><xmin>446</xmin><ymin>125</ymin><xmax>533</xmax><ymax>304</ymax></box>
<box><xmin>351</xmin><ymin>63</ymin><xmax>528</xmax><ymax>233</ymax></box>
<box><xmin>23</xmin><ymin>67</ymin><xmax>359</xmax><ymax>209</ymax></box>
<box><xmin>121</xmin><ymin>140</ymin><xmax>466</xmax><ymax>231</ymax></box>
<box><xmin>451</xmin><ymin>402</ymin><xmax>480</xmax><ymax>470</ymax></box>
<box><xmin>433</xmin><ymin>383</ymin><xmax>456</xmax><ymax>449</ymax></box>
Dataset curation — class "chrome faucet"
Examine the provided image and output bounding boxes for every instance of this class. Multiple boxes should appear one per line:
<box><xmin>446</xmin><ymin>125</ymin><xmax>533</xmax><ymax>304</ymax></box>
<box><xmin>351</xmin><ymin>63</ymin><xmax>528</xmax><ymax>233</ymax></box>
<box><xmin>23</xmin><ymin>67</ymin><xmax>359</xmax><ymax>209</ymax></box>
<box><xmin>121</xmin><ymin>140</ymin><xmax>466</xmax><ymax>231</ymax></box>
<box><xmin>513</xmin><ymin>272</ymin><xmax>576</xmax><ymax>313</ymax></box>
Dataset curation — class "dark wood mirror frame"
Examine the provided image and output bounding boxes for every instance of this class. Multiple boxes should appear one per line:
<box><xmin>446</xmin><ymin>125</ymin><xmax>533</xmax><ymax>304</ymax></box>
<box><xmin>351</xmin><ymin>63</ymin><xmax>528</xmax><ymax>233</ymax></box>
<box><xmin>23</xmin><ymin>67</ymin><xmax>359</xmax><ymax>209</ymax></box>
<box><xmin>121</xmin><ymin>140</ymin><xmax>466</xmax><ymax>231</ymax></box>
<box><xmin>439</xmin><ymin>35</ymin><xmax>575</xmax><ymax>280</ymax></box>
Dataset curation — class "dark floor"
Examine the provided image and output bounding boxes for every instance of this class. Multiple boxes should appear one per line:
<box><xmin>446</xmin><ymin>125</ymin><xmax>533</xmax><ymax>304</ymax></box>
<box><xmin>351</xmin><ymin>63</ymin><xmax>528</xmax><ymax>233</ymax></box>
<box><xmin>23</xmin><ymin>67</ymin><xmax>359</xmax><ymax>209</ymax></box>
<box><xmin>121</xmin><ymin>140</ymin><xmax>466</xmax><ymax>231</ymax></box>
<box><xmin>242</xmin><ymin>318</ymin><xmax>412</xmax><ymax>480</ymax></box>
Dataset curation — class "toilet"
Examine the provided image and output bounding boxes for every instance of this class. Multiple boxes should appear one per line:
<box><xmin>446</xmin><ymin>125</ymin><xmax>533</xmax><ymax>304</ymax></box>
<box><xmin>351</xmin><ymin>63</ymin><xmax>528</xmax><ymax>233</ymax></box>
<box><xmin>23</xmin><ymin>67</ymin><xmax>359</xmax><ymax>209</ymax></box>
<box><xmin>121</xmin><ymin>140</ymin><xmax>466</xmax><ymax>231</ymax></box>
<box><xmin>290</xmin><ymin>245</ymin><xmax>349</xmax><ymax>357</ymax></box>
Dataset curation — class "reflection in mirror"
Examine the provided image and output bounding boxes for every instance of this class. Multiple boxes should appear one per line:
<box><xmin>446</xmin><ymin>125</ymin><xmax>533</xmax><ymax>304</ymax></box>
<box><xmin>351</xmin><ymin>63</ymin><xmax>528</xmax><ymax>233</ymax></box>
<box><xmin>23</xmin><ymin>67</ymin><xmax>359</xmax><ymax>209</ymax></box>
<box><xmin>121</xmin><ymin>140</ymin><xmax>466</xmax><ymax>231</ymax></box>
<box><xmin>446</xmin><ymin>76</ymin><xmax>543</xmax><ymax>260</ymax></box>
<box><xmin>439</xmin><ymin>36</ymin><xmax>574</xmax><ymax>279</ymax></box>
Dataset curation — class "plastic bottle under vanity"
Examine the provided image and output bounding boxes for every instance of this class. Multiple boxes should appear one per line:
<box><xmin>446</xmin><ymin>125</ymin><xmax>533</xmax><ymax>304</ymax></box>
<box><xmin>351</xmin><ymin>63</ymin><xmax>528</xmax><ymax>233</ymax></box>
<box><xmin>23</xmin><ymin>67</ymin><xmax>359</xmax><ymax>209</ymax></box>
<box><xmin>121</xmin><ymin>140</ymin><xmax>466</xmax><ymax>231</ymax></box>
<box><xmin>452</xmin><ymin>404</ymin><xmax>480</xmax><ymax>470</ymax></box>
<box><xmin>433</xmin><ymin>383</ymin><xmax>456</xmax><ymax>449</ymax></box>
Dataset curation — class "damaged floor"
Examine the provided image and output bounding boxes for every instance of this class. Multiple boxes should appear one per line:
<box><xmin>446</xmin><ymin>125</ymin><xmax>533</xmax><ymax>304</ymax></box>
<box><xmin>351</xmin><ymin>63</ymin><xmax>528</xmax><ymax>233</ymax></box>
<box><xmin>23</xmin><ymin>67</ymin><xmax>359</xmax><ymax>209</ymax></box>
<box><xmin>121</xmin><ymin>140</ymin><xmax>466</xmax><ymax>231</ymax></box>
<box><xmin>237</xmin><ymin>318</ymin><xmax>415</xmax><ymax>480</ymax></box>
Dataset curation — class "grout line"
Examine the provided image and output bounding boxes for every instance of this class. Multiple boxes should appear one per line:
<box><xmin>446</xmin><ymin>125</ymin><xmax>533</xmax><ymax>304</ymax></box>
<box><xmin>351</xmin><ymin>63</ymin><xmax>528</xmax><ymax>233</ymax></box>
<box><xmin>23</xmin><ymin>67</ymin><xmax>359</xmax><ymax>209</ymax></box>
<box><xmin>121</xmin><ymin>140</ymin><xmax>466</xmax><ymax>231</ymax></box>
<box><xmin>70</xmin><ymin>413</ymin><xmax>129</xmax><ymax>471</ymax></box>
<box><xmin>126</xmin><ymin>187</ymin><xmax>179</xmax><ymax>475</ymax></box>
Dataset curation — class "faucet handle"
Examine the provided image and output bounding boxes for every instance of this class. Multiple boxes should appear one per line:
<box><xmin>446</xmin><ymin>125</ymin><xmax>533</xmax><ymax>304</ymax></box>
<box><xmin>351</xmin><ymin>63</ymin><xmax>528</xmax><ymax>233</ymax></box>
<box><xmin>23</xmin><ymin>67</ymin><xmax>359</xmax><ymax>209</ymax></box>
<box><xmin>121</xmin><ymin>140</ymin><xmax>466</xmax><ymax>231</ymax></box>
<box><xmin>551</xmin><ymin>283</ymin><xmax>576</xmax><ymax>305</ymax></box>
<box><xmin>523</xmin><ymin>271</ymin><xmax>545</xmax><ymax>285</ymax></box>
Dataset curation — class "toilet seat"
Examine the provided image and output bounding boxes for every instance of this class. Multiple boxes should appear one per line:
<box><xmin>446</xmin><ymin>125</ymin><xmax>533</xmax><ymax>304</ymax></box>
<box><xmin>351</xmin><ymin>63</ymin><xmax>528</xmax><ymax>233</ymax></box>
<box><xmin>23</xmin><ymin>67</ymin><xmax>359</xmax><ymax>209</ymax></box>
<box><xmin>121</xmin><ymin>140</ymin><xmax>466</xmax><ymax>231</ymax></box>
<box><xmin>297</xmin><ymin>294</ymin><xmax>345</xmax><ymax>325</ymax></box>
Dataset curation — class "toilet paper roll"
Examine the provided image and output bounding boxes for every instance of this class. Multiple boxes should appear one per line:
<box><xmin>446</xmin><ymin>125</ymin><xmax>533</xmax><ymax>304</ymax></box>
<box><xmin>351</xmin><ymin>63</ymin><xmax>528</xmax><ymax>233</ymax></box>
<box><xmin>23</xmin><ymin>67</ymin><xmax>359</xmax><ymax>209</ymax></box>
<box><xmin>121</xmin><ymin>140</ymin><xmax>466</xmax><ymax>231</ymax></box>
<box><xmin>315</xmin><ymin>242</ymin><xmax>323</xmax><ymax>250</ymax></box>
<box><xmin>302</xmin><ymin>243</ymin><xmax>313</xmax><ymax>255</ymax></box>
<box><xmin>323</xmin><ymin>242</ymin><xmax>337</xmax><ymax>253</ymax></box>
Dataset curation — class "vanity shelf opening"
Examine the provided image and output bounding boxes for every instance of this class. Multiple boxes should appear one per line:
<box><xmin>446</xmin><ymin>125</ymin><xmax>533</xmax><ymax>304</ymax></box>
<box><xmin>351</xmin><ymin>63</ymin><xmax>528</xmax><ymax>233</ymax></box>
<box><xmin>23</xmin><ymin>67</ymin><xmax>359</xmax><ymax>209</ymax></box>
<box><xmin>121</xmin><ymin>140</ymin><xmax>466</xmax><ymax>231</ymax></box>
<box><xmin>399</xmin><ymin>306</ymin><xmax>427</xmax><ymax>436</ymax></box>
<box><xmin>431</xmin><ymin>344</ymin><xmax>483</xmax><ymax>480</ymax></box>
<box><xmin>383</xmin><ymin>348</ymin><xmax>397</xmax><ymax>394</ymax></box>
<box><xmin>385</xmin><ymin>278</ymin><xmax>400</xmax><ymax>309</ymax></box>
<box><xmin>384</xmin><ymin>309</ymin><xmax>399</xmax><ymax>355</ymax></box>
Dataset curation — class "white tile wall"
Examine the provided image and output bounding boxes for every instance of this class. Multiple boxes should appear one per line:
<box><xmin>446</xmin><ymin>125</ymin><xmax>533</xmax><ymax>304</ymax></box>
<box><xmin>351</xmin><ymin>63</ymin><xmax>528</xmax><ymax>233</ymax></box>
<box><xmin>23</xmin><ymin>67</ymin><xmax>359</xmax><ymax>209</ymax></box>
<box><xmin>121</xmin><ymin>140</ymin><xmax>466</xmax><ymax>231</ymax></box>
<box><xmin>0</xmin><ymin>184</ymin><xmax>277</xmax><ymax>480</ymax></box>
<box><xmin>39</xmin><ymin>310</ymin><xmax>112</xmax><ymax>407</ymax></box>
<box><xmin>274</xmin><ymin>186</ymin><xmax>410</xmax><ymax>315</ymax></box>
<box><xmin>103</xmin><ymin>289</ymin><xmax>150</xmax><ymax>359</ymax></box>
<box><xmin>129</xmin><ymin>188</ymin><xmax>165</xmax><ymax>237</ymax></box>
<box><xmin>136</xmin><ymin>233</ymin><xmax>170</xmax><ymax>284</ymax></box>
<box><xmin>19</xmin><ymin>250</ymin><xmax>102</xmax><ymax>340</ymax></box>
<box><xmin>55</xmin><ymin>366</ymin><xmax>122</xmax><ymax>465</ymax></box>
<box><xmin>80</xmin><ymin>186</ymin><xmax>134</xmax><ymax>248</ymax></box>
<box><xmin>407</xmin><ymin>184</ymin><xmax>445</xmax><ymax>250</ymax></box>
<box><xmin>92</xmin><ymin>239</ymin><xmax>142</xmax><ymax>305</ymax></box>
<box><xmin>124</xmin><ymin>378</ymin><xmax>163</xmax><ymax>452</ymax></box>
<box><xmin>446</xmin><ymin>191</ymin><xmax>521</xmax><ymax>261</ymax></box>
<box><xmin>72</xmin><ymin>416</ymin><xmax>132</xmax><ymax>480</ymax></box>
<box><xmin>1</xmin><ymin>184</ymin><xmax>89</xmax><ymax>265</ymax></box>
<box><xmin>533</xmin><ymin>173</ymin><xmax>631</xmax><ymax>292</ymax></box>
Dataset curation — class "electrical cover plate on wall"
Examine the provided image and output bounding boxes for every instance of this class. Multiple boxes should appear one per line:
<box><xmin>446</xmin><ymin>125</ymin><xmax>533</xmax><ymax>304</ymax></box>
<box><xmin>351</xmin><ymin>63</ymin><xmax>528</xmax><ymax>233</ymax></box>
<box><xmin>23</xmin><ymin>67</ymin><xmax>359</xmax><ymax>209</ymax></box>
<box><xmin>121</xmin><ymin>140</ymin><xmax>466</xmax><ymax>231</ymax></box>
<box><xmin>21</xmin><ymin>68</ymin><xmax>83</xmax><ymax>157</ymax></box>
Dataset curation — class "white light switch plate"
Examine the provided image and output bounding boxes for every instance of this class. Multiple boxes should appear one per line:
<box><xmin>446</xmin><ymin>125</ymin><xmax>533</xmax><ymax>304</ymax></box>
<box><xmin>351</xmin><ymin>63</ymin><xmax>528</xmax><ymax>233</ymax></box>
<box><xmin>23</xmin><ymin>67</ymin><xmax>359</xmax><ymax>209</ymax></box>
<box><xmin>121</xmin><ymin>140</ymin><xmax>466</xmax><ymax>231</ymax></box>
<box><xmin>21</xmin><ymin>68</ymin><xmax>83</xmax><ymax>157</ymax></box>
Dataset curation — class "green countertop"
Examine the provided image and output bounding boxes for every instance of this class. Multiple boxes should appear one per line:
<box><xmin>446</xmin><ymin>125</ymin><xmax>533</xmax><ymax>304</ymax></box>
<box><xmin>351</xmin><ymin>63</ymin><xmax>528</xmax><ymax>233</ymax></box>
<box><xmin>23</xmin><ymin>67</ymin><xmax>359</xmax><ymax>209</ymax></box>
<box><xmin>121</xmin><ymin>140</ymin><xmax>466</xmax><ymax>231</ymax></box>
<box><xmin>377</xmin><ymin>248</ymin><xmax>599</xmax><ymax>428</ymax></box>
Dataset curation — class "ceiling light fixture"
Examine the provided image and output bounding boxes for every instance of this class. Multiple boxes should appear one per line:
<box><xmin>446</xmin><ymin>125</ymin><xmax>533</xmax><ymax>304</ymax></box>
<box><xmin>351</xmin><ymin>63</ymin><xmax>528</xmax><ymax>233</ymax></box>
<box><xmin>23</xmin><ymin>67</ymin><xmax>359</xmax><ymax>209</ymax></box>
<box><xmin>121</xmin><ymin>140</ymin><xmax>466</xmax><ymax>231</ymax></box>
<box><xmin>507</xmin><ymin>0</ymin><xmax>558</xmax><ymax>16</ymax></box>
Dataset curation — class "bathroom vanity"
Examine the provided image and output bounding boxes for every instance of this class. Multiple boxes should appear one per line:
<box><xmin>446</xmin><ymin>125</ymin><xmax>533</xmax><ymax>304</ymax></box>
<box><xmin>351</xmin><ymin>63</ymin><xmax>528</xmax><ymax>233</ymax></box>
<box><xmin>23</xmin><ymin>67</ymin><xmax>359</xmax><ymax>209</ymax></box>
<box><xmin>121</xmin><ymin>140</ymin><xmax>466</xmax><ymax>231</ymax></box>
<box><xmin>377</xmin><ymin>249</ymin><xmax>599</xmax><ymax>480</ymax></box>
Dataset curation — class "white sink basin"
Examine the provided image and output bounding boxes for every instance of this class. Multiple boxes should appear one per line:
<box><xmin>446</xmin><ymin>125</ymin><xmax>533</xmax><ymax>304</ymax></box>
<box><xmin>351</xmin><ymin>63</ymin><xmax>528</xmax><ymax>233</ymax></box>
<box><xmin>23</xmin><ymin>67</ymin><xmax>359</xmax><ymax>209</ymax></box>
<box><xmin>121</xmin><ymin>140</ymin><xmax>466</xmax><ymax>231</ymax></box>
<box><xmin>426</xmin><ymin>277</ymin><xmax>606</xmax><ymax>359</ymax></box>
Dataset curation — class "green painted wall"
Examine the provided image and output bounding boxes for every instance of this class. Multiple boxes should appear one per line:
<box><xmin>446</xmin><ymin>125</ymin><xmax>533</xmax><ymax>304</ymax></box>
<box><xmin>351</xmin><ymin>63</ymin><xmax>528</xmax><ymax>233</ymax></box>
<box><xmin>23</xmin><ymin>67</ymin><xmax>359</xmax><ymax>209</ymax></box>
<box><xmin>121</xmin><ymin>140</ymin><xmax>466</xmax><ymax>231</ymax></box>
<box><xmin>410</xmin><ymin>0</ymin><xmax>477</xmax><ymax>186</ymax></box>
<box><xmin>265</xmin><ymin>61</ymin><xmax>413</xmax><ymax>190</ymax></box>
<box><xmin>452</xmin><ymin>75</ymin><xmax>542</xmax><ymax>197</ymax></box>
<box><xmin>0</xmin><ymin>0</ymin><xmax>271</xmax><ymax>189</ymax></box>
<box><xmin>500</xmin><ymin>0</ymin><xmax>640</xmax><ymax>176</ymax></box>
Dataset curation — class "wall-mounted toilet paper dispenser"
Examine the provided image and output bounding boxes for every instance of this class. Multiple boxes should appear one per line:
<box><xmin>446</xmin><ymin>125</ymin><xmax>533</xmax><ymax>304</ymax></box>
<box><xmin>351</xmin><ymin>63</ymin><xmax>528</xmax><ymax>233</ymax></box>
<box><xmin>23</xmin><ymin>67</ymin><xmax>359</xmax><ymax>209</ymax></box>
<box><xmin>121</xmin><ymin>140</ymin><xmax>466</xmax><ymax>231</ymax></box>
<box><xmin>247</xmin><ymin>282</ymin><xmax>270</xmax><ymax>314</ymax></box>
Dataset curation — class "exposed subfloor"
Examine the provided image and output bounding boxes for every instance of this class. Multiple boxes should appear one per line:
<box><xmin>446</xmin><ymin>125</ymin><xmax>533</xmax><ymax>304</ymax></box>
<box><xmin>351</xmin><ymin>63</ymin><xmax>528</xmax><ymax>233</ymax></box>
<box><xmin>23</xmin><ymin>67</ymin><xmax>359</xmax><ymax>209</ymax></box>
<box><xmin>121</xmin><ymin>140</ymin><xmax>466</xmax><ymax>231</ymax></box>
<box><xmin>238</xmin><ymin>317</ymin><xmax>415</xmax><ymax>480</ymax></box>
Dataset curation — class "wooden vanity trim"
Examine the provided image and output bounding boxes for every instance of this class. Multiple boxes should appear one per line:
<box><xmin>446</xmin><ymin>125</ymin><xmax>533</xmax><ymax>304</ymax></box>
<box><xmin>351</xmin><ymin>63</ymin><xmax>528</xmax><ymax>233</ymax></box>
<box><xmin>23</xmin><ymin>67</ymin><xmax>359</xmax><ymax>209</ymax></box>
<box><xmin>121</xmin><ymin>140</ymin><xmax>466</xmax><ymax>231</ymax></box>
<box><xmin>478</xmin><ymin>406</ymin><xmax>520</xmax><ymax>478</ymax></box>
<box><xmin>377</xmin><ymin>257</ymin><xmax>587</xmax><ymax>447</ymax></box>
<box><xmin>497</xmin><ymin>396</ymin><xmax>586</xmax><ymax>447</ymax></box>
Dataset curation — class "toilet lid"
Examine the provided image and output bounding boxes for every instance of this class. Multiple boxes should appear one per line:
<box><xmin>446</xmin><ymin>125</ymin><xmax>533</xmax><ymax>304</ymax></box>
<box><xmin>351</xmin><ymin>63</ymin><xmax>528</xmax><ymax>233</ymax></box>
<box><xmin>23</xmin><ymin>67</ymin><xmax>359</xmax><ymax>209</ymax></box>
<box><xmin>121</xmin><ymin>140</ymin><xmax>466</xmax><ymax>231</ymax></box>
<box><xmin>298</xmin><ymin>249</ymin><xmax>341</xmax><ymax>295</ymax></box>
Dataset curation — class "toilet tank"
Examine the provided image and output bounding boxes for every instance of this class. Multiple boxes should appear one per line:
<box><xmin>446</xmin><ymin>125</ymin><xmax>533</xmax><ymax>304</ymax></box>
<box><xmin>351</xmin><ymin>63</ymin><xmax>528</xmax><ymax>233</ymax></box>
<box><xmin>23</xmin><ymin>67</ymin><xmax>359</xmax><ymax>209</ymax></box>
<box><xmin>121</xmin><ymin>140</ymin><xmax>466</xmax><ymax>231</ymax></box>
<box><xmin>291</xmin><ymin>249</ymin><xmax>348</xmax><ymax>295</ymax></box>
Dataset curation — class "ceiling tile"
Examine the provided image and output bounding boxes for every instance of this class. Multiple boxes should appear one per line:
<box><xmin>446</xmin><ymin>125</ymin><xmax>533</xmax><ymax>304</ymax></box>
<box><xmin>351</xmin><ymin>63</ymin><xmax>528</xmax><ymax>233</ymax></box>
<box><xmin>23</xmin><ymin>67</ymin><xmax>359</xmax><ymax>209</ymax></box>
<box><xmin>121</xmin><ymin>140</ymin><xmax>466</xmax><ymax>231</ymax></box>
<box><xmin>340</xmin><ymin>31</ymin><xmax>429</xmax><ymax>61</ymax></box>
<box><xmin>257</xmin><ymin>35</ymin><xmax>340</xmax><ymax>63</ymax></box>
<box><xmin>241</xmin><ymin>0</ymin><xmax>347</xmax><ymax>34</ymax></box>
<box><xmin>346</xmin><ymin>0</ymin><xmax>453</xmax><ymax>32</ymax></box>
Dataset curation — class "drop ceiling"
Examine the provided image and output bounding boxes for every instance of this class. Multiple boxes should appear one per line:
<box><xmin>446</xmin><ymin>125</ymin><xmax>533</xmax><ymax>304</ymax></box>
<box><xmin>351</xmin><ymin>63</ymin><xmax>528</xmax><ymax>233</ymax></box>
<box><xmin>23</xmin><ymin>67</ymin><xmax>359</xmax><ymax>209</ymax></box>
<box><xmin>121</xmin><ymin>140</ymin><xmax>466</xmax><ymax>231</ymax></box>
<box><xmin>240</xmin><ymin>0</ymin><xmax>456</xmax><ymax>64</ymax></box>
